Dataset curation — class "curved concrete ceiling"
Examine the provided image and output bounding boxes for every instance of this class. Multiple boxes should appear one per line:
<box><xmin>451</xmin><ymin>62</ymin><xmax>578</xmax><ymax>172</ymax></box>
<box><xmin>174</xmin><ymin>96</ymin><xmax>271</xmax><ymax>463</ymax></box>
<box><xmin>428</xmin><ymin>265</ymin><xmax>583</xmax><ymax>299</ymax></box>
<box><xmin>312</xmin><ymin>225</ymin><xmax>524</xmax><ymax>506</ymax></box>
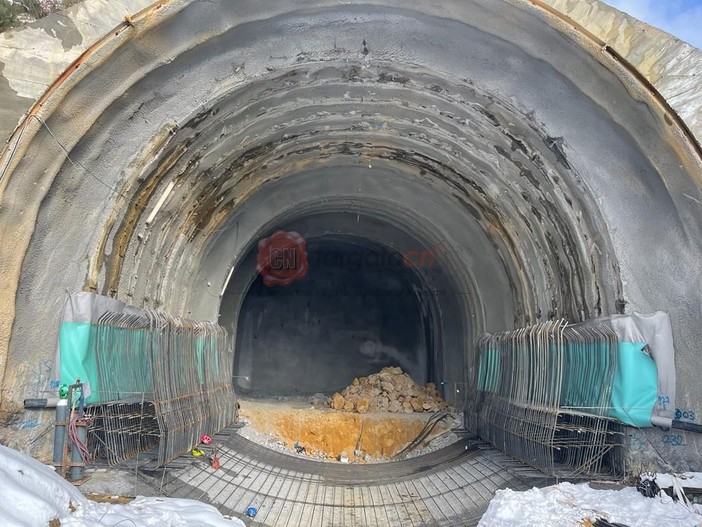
<box><xmin>0</xmin><ymin>0</ymin><xmax>700</xmax><ymax>468</ymax></box>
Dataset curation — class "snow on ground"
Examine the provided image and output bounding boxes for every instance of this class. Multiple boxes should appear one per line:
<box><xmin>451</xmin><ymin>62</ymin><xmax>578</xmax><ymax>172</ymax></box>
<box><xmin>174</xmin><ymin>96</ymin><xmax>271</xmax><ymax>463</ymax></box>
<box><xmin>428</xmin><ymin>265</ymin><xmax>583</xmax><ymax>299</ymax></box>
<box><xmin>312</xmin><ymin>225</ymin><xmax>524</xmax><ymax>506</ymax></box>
<box><xmin>656</xmin><ymin>472</ymin><xmax>702</xmax><ymax>490</ymax></box>
<box><xmin>479</xmin><ymin>480</ymin><xmax>702</xmax><ymax>527</ymax></box>
<box><xmin>0</xmin><ymin>444</ymin><xmax>85</xmax><ymax>526</ymax></box>
<box><xmin>59</xmin><ymin>496</ymin><xmax>245</xmax><ymax>527</ymax></box>
<box><xmin>0</xmin><ymin>444</ymin><xmax>245</xmax><ymax>527</ymax></box>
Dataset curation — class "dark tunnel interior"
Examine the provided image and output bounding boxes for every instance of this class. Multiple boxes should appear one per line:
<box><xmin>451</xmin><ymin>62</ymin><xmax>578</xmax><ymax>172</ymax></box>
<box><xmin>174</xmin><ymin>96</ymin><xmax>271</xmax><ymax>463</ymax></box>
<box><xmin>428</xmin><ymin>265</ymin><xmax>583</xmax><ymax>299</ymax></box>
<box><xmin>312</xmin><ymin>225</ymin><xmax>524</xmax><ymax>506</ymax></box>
<box><xmin>221</xmin><ymin>211</ymin><xmax>459</xmax><ymax>398</ymax></box>
<box><xmin>233</xmin><ymin>237</ymin><xmax>429</xmax><ymax>395</ymax></box>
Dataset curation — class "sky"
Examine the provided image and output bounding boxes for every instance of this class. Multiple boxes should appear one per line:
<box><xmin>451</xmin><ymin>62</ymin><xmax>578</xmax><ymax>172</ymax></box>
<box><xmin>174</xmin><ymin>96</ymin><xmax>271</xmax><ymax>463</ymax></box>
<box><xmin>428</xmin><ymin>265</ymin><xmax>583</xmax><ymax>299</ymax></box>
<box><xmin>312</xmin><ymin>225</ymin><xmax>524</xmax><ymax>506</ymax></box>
<box><xmin>603</xmin><ymin>0</ymin><xmax>702</xmax><ymax>48</ymax></box>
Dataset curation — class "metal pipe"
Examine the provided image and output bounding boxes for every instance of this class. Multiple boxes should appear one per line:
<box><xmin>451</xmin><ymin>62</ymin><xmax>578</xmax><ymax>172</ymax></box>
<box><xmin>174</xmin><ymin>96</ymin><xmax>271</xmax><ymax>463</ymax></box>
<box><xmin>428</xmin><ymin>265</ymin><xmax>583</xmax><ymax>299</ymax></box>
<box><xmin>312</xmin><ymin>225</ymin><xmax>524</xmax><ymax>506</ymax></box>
<box><xmin>24</xmin><ymin>397</ymin><xmax>59</xmax><ymax>409</ymax></box>
<box><xmin>53</xmin><ymin>399</ymin><xmax>68</xmax><ymax>466</ymax></box>
<box><xmin>672</xmin><ymin>420</ymin><xmax>702</xmax><ymax>434</ymax></box>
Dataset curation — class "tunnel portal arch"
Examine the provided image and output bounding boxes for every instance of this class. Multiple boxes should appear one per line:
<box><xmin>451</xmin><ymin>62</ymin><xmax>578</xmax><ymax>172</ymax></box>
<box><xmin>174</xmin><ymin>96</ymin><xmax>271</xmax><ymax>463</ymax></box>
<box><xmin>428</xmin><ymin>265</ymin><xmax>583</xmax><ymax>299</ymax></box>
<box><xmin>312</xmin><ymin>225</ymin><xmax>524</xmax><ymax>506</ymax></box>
<box><xmin>0</xmin><ymin>0</ymin><xmax>700</xmax><ymax>472</ymax></box>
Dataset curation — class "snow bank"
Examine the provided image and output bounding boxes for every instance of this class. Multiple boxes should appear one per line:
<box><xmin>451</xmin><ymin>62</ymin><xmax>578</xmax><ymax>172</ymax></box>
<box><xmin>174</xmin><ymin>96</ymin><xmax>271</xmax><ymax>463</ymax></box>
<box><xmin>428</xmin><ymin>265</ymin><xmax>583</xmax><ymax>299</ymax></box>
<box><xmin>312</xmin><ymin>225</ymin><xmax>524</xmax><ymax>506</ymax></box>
<box><xmin>0</xmin><ymin>444</ymin><xmax>245</xmax><ymax>527</ymax></box>
<box><xmin>61</xmin><ymin>497</ymin><xmax>246</xmax><ymax>527</ymax></box>
<box><xmin>479</xmin><ymin>481</ymin><xmax>702</xmax><ymax>527</ymax></box>
<box><xmin>656</xmin><ymin>472</ymin><xmax>702</xmax><ymax>490</ymax></box>
<box><xmin>0</xmin><ymin>444</ymin><xmax>87</xmax><ymax>526</ymax></box>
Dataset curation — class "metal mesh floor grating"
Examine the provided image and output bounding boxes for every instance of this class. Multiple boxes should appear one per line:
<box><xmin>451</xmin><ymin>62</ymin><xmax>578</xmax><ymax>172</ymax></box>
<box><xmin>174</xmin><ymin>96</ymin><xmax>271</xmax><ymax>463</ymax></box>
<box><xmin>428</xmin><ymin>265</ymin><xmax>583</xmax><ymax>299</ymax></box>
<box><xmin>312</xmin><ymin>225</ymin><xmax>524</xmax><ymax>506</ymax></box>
<box><xmin>134</xmin><ymin>429</ymin><xmax>554</xmax><ymax>526</ymax></box>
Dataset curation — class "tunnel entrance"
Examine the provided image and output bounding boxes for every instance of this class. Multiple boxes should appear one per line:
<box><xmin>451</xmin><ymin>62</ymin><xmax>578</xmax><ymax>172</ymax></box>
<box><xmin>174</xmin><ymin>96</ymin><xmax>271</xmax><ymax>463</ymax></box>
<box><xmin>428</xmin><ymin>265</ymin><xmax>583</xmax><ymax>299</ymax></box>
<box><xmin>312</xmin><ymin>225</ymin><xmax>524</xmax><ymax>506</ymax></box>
<box><xmin>233</xmin><ymin>236</ymin><xmax>434</xmax><ymax>396</ymax></box>
<box><xmin>220</xmin><ymin>209</ymin><xmax>454</xmax><ymax>398</ymax></box>
<box><xmin>2</xmin><ymin>4</ymin><xmax>701</xmax><ymax>519</ymax></box>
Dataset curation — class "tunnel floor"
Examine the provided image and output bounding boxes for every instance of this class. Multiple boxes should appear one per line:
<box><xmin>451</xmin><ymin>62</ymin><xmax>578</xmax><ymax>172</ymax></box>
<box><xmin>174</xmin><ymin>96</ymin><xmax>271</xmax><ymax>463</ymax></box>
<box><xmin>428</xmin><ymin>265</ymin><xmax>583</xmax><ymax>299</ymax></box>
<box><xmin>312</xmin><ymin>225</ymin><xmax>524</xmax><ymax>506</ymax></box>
<box><xmin>136</xmin><ymin>428</ymin><xmax>553</xmax><ymax>526</ymax></box>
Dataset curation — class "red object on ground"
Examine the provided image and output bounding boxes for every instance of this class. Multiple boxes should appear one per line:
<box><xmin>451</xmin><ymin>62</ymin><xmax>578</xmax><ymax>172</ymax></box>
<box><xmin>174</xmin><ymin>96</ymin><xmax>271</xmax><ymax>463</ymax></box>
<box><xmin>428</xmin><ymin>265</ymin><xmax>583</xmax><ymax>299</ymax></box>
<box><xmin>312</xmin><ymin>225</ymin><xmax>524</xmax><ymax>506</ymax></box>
<box><xmin>201</xmin><ymin>434</ymin><xmax>212</xmax><ymax>445</ymax></box>
<box><xmin>209</xmin><ymin>444</ymin><xmax>220</xmax><ymax>470</ymax></box>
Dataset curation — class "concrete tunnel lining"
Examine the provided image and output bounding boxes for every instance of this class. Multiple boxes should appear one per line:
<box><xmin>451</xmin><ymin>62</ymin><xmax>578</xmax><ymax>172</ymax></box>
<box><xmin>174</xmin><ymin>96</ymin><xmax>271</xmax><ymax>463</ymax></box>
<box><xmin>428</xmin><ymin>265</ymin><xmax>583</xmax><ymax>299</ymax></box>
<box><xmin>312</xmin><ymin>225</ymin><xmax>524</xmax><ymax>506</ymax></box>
<box><xmin>0</xmin><ymin>0</ymin><xmax>700</xmax><ymax>472</ymax></box>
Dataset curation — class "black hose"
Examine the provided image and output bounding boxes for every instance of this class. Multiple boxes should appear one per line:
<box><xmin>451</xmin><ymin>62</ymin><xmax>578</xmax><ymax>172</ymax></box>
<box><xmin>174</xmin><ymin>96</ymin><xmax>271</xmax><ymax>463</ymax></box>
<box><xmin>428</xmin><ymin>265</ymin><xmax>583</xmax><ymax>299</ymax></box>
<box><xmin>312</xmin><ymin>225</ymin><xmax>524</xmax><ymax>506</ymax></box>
<box><xmin>24</xmin><ymin>398</ymin><xmax>59</xmax><ymax>409</ymax></box>
<box><xmin>671</xmin><ymin>420</ymin><xmax>702</xmax><ymax>434</ymax></box>
<box><xmin>394</xmin><ymin>412</ymin><xmax>451</xmax><ymax>458</ymax></box>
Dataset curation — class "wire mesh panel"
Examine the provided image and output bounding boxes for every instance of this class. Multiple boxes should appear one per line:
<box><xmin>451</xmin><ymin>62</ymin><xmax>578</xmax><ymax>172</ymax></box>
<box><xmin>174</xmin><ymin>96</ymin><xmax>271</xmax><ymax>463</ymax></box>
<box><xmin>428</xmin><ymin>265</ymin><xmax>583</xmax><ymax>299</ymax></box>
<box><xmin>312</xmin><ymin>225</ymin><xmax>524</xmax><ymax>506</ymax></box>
<box><xmin>88</xmin><ymin>310</ymin><xmax>236</xmax><ymax>466</ymax></box>
<box><xmin>469</xmin><ymin>320</ymin><xmax>624</xmax><ymax>478</ymax></box>
<box><xmin>87</xmin><ymin>400</ymin><xmax>160</xmax><ymax>465</ymax></box>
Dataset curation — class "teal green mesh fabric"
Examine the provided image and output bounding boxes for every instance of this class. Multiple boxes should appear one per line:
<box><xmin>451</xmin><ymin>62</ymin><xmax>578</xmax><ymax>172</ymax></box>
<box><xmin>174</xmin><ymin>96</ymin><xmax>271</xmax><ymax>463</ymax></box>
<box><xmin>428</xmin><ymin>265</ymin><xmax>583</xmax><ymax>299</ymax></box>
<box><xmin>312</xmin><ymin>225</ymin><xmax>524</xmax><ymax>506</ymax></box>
<box><xmin>609</xmin><ymin>342</ymin><xmax>657</xmax><ymax>427</ymax></box>
<box><xmin>558</xmin><ymin>340</ymin><xmax>615</xmax><ymax>416</ymax></box>
<box><xmin>475</xmin><ymin>335</ymin><xmax>656</xmax><ymax>426</ymax></box>
<box><xmin>59</xmin><ymin>322</ymin><xmax>100</xmax><ymax>404</ymax></box>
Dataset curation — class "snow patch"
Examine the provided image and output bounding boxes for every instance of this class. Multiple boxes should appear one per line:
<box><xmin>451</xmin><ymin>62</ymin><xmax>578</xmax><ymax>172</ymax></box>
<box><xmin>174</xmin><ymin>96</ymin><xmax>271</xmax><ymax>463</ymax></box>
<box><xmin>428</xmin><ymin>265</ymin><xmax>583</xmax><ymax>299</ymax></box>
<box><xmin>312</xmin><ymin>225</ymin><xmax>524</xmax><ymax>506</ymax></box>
<box><xmin>479</xmin><ymin>481</ymin><xmax>702</xmax><ymax>527</ymax></box>
<box><xmin>0</xmin><ymin>444</ymin><xmax>245</xmax><ymax>527</ymax></box>
<box><xmin>655</xmin><ymin>472</ymin><xmax>702</xmax><ymax>490</ymax></box>
<box><xmin>0</xmin><ymin>444</ymin><xmax>87</xmax><ymax>526</ymax></box>
<box><xmin>61</xmin><ymin>497</ymin><xmax>246</xmax><ymax>527</ymax></box>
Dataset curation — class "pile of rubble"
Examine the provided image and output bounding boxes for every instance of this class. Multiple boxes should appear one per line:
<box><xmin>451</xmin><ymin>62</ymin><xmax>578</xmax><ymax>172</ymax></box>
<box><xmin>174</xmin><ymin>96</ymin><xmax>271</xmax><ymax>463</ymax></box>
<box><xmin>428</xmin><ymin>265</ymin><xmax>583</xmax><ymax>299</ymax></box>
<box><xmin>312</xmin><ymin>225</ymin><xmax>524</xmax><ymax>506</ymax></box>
<box><xmin>330</xmin><ymin>366</ymin><xmax>452</xmax><ymax>413</ymax></box>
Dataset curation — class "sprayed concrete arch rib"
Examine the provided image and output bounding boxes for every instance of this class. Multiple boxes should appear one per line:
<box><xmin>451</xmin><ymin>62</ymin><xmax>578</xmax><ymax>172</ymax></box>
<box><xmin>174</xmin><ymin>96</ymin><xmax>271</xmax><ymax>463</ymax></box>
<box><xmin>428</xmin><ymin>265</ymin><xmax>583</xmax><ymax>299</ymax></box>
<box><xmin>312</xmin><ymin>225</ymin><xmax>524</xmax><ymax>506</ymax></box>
<box><xmin>0</xmin><ymin>0</ymin><xmax>700</xmax><ymax>472</ymax></box>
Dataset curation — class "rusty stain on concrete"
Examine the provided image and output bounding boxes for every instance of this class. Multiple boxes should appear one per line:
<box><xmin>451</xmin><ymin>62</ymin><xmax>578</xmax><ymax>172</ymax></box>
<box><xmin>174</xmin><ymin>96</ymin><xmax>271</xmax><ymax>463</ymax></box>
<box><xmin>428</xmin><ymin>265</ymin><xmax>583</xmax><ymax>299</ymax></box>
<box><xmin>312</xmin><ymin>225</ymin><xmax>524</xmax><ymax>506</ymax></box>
<box><xmin>0</xmin><ymin>0</ymin><xmax>699</xmax><ymax>475</ymax></box>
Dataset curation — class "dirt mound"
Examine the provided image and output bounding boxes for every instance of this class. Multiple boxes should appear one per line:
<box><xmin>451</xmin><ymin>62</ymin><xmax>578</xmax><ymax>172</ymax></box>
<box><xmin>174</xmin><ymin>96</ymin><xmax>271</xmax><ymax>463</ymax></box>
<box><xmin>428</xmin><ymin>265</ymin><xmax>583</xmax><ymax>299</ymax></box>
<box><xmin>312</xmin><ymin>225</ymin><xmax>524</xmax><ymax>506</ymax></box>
<box><xmin>330</xmin><ymin>367</ymin><xmax>451</xmax><ymax>413</ymax></box>
<box><xmin>238</xmin><ymin>399</ymin><xmax>454</xmax><ymax>461</ymax></box>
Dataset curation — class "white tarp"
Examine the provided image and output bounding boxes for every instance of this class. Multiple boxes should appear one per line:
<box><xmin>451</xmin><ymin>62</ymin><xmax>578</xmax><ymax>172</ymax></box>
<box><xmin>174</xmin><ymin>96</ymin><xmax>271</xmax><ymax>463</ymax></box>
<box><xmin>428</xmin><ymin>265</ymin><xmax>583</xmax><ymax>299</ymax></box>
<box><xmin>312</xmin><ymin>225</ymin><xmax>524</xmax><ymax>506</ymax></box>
<box><xmin>609</xmin><ymin>311</ymin><xmax>676</xmax><ymax>426</ymax></box>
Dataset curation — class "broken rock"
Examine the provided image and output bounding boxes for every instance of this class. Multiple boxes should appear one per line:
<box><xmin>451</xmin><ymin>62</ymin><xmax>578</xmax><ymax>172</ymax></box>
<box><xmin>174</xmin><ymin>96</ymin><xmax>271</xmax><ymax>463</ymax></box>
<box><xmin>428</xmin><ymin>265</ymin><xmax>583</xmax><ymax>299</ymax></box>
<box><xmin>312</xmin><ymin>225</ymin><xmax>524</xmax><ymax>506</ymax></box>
<box><xmin>355</xmin><ymin>398</ymin><xmax>370</xmax><ymax>414</ymax></box>
<box><xmin>331</xmin><ymin>393</ymin><xmax>346</xmax><ymax>410</ymax></box>
<box><xmin>330</xmin><ymin>366</ymin><xmax>452</xmax><ymax>414</ymax></box>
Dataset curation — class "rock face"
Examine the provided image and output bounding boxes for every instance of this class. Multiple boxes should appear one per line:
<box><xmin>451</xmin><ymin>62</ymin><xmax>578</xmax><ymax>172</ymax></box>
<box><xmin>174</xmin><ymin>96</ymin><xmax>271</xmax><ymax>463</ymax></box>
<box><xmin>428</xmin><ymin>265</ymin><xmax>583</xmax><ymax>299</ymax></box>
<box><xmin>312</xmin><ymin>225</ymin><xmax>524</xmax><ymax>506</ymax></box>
<box><xmin>330</xmin><ymin>367</ymin><xmax>451</xmax><ymax>413</ymax></box>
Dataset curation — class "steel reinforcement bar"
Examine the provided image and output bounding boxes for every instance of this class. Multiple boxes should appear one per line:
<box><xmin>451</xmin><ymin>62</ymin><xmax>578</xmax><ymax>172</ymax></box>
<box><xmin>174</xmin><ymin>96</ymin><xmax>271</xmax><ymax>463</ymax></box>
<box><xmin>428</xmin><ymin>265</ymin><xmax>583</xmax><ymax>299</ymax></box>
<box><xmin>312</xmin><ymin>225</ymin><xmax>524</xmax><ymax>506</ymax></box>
<box><xmin>89</xmin><ymin>309</ymin><xmax>236</xmax><ymax>465</ymax></box>
<box><xmin>470</xmin><ymin>320</ymin><xmax>624</xmax><ymax>478</ymax></box>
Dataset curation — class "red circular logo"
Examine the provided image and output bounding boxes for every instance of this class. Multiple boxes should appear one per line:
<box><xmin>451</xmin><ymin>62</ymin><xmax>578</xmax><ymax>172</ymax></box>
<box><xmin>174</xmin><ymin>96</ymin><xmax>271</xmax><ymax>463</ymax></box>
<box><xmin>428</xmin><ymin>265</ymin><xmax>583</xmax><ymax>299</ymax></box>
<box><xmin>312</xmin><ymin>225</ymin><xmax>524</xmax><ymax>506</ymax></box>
<box><xmin>256</xmin><ymin>231</ymin><xmax>308</xmax><ymax>287</ymax></box>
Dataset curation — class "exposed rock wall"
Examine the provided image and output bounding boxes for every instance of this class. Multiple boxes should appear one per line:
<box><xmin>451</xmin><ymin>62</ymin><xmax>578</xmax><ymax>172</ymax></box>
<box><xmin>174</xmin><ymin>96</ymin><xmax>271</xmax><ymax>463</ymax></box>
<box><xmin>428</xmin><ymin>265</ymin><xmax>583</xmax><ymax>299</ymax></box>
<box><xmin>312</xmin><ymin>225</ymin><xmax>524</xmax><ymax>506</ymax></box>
<box><xmin>539</xmin><ymin>0</ymin><xmax>702</xmax><ymax>142</ymax></box>
<box><xmin>0</xmin><ymin>0</ymin><xmax>153</xmax><ymax>141</ymax></box>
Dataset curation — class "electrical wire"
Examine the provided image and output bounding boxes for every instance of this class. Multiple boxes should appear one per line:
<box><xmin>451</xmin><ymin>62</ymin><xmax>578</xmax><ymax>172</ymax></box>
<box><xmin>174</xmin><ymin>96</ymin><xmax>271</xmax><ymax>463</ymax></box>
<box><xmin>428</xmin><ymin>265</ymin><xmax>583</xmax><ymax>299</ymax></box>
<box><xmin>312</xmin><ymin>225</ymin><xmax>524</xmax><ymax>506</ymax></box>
<box><xmin>68</xmin><ymin>409</ymin><xmax>91</xmax><ymax>463</ymax></box>
<box><xmin>0</xmin><ymin>114</ymin><xmax>30</xmax><ymax>186</ymax></box>
<box><xmin>1</xmin><ymin>113</ymin><xmax>128</xmax><ymax>199</ymax></box>
<box><xmin>68</xmin><ymin>385</ymin><xmax>91</xmax><ymax>463</ymax></box>
<box><xmin>393</xmin><ymin>412</ymin><xmax>451</xmax><ymax>459</ymax></box>
<box><xmin>31</xmin><ymin>115</ymin><xmax>127</xmax><ymax>198</ymax></box>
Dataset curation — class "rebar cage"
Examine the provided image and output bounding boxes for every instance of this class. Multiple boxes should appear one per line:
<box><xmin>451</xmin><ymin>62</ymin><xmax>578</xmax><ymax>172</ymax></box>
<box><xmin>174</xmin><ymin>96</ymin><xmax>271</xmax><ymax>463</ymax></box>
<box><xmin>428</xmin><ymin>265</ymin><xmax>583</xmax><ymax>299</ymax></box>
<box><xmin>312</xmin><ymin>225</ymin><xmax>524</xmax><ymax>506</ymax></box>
<box><xmin>86</xmin><ymin>310</ymin><xmax>236</xmax><ymax>466</ymax></box>
<box><xmin>468</xmin><ymin>320</ymin><xmax>625</xmax><ymax>478</ymax></box>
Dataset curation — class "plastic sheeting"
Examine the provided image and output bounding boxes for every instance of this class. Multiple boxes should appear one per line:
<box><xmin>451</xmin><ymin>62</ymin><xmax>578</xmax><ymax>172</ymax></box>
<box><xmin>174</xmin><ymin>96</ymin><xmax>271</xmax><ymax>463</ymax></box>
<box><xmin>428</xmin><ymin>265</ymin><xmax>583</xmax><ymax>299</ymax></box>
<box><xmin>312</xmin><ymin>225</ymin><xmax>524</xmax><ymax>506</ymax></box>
<box><xmin>474</xmin><ymin>312</ymin><xmax>676</xmax><ymax>428</ymax></box>
<box><xmin>54</xmin><ymin>292</ymin><xmax>143</xmax><ymax>404</ymax></box>
<box><xmin>609</xmin><ymin>312</ymin><xmax>676</xmax><ymax>427</ymax></box>
<box><xmin>609</xmin><ymin>342</ymin><xmax>658</xmax><ymax>427</ymax></box>
<box><xmin>58</xmin><ymin>322</ymin><xmax>98</xmax><ymax>403</ymax></box>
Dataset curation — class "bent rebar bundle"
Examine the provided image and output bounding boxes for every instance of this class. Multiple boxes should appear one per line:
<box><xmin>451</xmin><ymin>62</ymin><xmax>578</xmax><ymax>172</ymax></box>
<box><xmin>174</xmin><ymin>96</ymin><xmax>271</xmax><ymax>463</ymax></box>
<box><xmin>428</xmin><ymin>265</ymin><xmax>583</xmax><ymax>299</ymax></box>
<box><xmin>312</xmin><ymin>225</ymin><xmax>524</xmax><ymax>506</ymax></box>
<box><xmin>470</xmin><ymin>320</ymin><xmax>624</xmax><ymax>478</ymax></box>
<box><xmin>88</xmin><ymin>310</ymin><xmax>235</xmax><ymax>466</ymax></box>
